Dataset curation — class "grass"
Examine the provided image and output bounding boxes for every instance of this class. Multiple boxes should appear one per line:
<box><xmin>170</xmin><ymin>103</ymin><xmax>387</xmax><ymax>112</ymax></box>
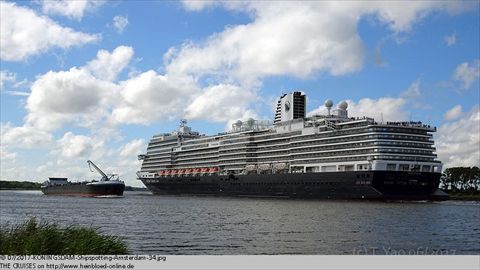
<box><xmin>0</xmin><ymin>218</ymin><xmax>128</xmax><ymax>254</ymax></box>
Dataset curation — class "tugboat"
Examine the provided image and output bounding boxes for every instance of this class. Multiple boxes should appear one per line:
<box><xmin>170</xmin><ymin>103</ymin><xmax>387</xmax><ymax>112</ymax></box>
<box><xmin>41</xmin><ymin>160</ymin><xmax>125</xmax><ymax>197</ymax></box>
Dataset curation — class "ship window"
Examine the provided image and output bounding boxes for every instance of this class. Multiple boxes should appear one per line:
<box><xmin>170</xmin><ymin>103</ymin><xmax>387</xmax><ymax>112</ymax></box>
<box><xmin>386</xmin><ymin>164</ymin><xmax>396</xmax><ymax>171</ymax></box>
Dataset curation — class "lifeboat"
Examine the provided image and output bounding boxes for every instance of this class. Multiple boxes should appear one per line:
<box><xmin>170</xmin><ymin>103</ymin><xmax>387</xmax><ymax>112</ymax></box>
<box><xmin>200</xmin><ymin>168</ymin><xmax>209</xmax><ymax>174</ymax></box>
<box><xmin>185</xmin><ymin>168</ymin><xmax>192</xmax><ymax>175</ymax></box>
<box><xmin>164</xmin><ymin>170</ymin><xmax>171</xmax><ymax>177</ymax></box>
<box><xmin>158</xmin><ymin>170</ymin><xmax>165</xmax><ymax>177</ymax></box>
<box><xmin>192</xmin><ymin>168</ymin><xmax>201</xmax><ymax>175</ymax></box>
<box><xmin>209</xmin><ymin>167</ymin><xmax>219</xmax><ymax>174</ymax></box>
<box><xmin>178</xmin><ymin>169</ymin><xmax>185</xmax><ymax>176</ymax></box>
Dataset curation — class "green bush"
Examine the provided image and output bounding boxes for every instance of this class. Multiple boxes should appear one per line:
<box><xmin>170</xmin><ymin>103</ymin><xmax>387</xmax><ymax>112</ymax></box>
<box><xmin>0</xmin><ymin>218</ymin><xmax>128</xmax><ymax>254</ymax></box>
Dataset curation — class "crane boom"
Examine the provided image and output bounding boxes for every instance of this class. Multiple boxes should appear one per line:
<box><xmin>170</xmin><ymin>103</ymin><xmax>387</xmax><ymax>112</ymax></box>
<box><xmin>87</xmin><ymin>160</ymin><xmax>109</xmax><ymax>181</ymax></box>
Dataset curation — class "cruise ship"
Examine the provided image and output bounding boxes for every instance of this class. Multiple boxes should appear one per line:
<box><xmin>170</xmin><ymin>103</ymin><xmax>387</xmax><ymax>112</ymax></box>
<box><xmin>137</xmin><ymin>92</ymin><xmax>447</xmax><ymax>200</ymax></box>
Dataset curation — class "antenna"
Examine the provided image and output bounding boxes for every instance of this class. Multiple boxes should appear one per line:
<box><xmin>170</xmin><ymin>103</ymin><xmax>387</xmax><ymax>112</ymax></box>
<box><xmin>381</xmin><ymin>112</ymin><xmax>384</xmax><ymax>124</ymax></box>
<box><xmin>180</xmin><ymin>119</ymin><xmax>187</xmax><ymax>127</ymax></box>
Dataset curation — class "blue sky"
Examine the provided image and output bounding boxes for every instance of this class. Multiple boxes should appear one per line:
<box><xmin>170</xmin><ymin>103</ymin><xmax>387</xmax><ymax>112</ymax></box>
<box><xmin>1</xmin><ymin>1</ymin><xmax>479</xmax><ymax>186</ymax></box>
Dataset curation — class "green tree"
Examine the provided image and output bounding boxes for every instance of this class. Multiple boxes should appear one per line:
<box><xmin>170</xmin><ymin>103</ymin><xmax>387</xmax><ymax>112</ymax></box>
<box><xmin>441</xmin><ymin>167</ymin><xmax>480</xmax><ymax>193</ymax></box>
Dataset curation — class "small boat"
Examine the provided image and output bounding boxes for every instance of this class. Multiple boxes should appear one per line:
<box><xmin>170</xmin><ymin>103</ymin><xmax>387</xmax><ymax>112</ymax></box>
<box><xmin>40</xmin><ymin>160</ymin><xmax>125</xmax><ymax>197</ymax></box>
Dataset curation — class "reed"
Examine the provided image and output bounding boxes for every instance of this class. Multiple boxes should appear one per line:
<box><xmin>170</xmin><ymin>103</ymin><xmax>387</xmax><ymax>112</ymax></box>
<box><xmin>0</xmin><ymin>218</ymin><xmax>128</xmax><ymax>254</ymax></box>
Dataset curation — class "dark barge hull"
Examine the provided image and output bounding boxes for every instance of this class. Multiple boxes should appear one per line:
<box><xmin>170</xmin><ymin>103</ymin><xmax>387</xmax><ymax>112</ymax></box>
<box><xmin>140</xmin><ymin>171</ymin><xmax>447</xmax><ymax>200</ymax></box>
<box><xmin>41</xmin><ymin>182</ymin><xmax>125</xmax><ymax>197</ymax></box>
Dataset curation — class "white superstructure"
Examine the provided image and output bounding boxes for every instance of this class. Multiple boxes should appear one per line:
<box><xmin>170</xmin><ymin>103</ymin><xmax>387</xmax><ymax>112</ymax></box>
<box><xmin>138</xmin><ymin>92</ymin><xmax>441</xmax><ymax>178</ymax></box>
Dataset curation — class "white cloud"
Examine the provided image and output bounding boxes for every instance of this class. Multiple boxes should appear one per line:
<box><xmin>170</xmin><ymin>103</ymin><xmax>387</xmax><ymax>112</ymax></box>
<box><xmin>347</xmin><ymin>97</ymin><xmax>408</xmax><ymax>122</ymax></box>
<box><xmin>182</xmin><ymin>1</ymin><xmax>217</xmax><ymax>11</ymax></box>
<box><xmin>119</xmin><ymin>139</ymin><xmax>145</xmax><ymax>157</ymax></box>
<box><xmin>58</xmin><ymin>132</ymin><xmax>104</xmax><ymax>158</ymax></box>
<box><xmin>164</xmin><ymin>1</ymin><xmax>472</xmax><ymax>126</ymax></box>
<box><xmin>112</xmin><ymin>71</ymin><xmax>198</xmax><ymax>125</ymax></box>
<box><xmin>0</xmin><ymin>2</ymin><xmax>100</xmax><ymax>62</ymax></box>
<box><xmin>24</xmin><ymin>46</ymin><xmax>135</xmax><ymax>132</ymax></box>
<box><xmin>0</xmin><ymin>122</ymin><xmax>53</xmax><ymax>148</ymax></box>
<box><xmin>26</xmin><ymin>67</ymin><xmax>119</xmax><ymax>131</ymax></box>
<box><xmin>444</xmin><ymin>105</ymin><xmax>463</xmax><ymax>121</ymax></box>
<box><xmin>185</xmin><ymin>84</ymin><xmax>257</xmax><ymax>122</ymax></box>
<box><xmin>86</xmin><ymin>46</ymin><xmax>134</xmax><ymax>81</ymax></box>
<box><xmin>41</xmin><ymin>0</ymin><xmax>104</xmax><ymax>20</ymax></box>
<box><xmin>0</xmin><ymin>146</ymin><xmax>17</xmax><ymax>162</ymax></box>
<box><xmin>436</xmin><ymin>106</ymin><xmax>480</xmax><ymax>168</ymax></box>
<box><xmin>24</xmin><ymin>45</ymin><xmax>199</xmax><ymax>129</ymax></box>
<box><xmin>113</xmin><ymin>15</ymin><xmax>129</xmax><ymax>33</ymax></box>
<box><xmin>444</xmin><ymin>33</ymin><xmax>456</xmax><ymax>46</ymax></box>
<box><xmin>169</xmin><ymin>2</ymin><xmax>366</xmax><ymax>82</ymax></box>
<box><xmin>402</xmin><ymin>79</ymin><xmax>421</xmax><ymax>99</ymax></box>
<box><xmin>362</xmin><ymin>1</ymin><xmax>468</xmax><ymax>33</ymax></box>
<box><xmin>453</xmin><ymin>59</ymin><xmax>480</xmax><ymax>89</ymax></box>
<box><xmin>174</xmin><ymin>1</ymin><xmax>471</xmax><ymax>85</ymax></box>
<box><xmin>0</xmin><ymin>70</ymin><xmax>16</xmax><ymax>90</ymax></box>
<box><xmin>5</xmin><ymin>91</ymin><xmax>29</xmax><ymax>96</ymax></box>
<box><xmin>309</xmin><ymin>97</ymin><xmax>407</xmax><ymax>122</ymax></box>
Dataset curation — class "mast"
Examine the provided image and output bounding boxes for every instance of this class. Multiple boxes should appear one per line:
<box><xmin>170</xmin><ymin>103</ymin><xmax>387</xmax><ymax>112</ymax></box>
<box><xmin>87</xmin><ymin>160</ymin><xmax>109</xmax><ymax>181</ymax></box>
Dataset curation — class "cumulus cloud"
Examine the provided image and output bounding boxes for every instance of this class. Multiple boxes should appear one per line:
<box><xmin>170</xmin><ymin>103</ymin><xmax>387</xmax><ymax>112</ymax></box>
<box><xmin>58</xmin><ymin>132</ymin><xmax>105</xmax><ymax>158</ymax></box>
<box><xmin>174</xmin><ymin>1</ymin><xmax>470</xmax><ymax>85</ymax></box>
<box><xmin>112</xmin><ymin>71</ymin><xmax>198</xmax><ymax>125</ymax></box>
<box><xmin>0</xmin><ymin>2</ymin><xmax>99</xmax><ymax>62</ymax></box>
<box><xmin>185</xmin><ymin>84</ymin><xmax>257</xmax><ymax>122</ymax></box>
<box><xmin>86</xmin><ymin>46</ymin><xmax>134</xmax><ymax>81</ymax></box>
<box><xmin>347</xmin><ymin>97</ymin><xmax>408</xmax><ymax>121</ymax></box>
<box><xmin>436</xmin><ymin>106</ymin><xmax>480</xmax><ymax>168</ymax></box>
<box><xmin>41</xmin><ymin>0</ymin><xmax>104</xmax><ymax>20</ymax></box>
<box><xmin>0</xmin><ymin>123</ymin><xmax>53</xmax><ymax>148</ymax></box>
<box><xmin>444</xmin><ymin>105</ymin><xmax>463</xmax><ymax>121</ymax></box>
<box><xmin>113</xmin><ymin>15</ymin><xmax>129</xmax><ymax>33</ymax></box>
<box><xmin>453</xmin><ymin>59</ymin><xmax>480</xmax><ymax>89</ymax></box>
<box><xmin>444</xmin><ymin>33</ymin><xmax>456</xmax><ymax>46</ymax></box>
<box><xmin>163</xmin><ymin>1</ymin><xmax>472</xmax><ymax>126</ymax></box>
<box><xmin>23</xmin><ymin>46</ymin><xmax>136</xmax><ymax>132</ymax></box>
<box><xmin>26</xmin><ymin>67</ymin><xmax>120</xmax><ymax>131</ymax></box>
<box><xmin>119</xmin><ymin>139</ymin><xmax>145</xmax><ymax>157</ymax></box>
<box><xmin>169</xmin><ymin>2</ymin><xmax>366</xmax><ymax>82</ymax></box>
<box><xmin>309</xmin><ymin>97</ymin><xmax>407</xmax><ymax>122</ymax></box>
<box><xmin>0</xmin><ymin>146</ymin><xmax>17</xmax><ymax>162</ymax></box>
<box><xmin>309</xmin><ymin>80</ymin><xmax>423</xmax><ymax>122</ymax></box>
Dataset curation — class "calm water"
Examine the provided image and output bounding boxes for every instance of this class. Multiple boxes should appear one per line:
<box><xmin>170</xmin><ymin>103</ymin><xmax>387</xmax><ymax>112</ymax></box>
<box><xmin>1</xmin><ymin>190</ymin><xmax>479</xmax><ymax>255</ymax></box>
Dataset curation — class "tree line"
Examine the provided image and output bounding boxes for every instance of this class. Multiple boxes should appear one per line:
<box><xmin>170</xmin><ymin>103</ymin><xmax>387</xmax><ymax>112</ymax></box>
<box><xmin>0</xmin><ymin>180</ymin><xmax>41</xmax><ymax>190</ymax></box>
<box><xmin>441</xmin><ymin>167</ymin><xmax>480</xmax><ymax>193</ymax></box>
